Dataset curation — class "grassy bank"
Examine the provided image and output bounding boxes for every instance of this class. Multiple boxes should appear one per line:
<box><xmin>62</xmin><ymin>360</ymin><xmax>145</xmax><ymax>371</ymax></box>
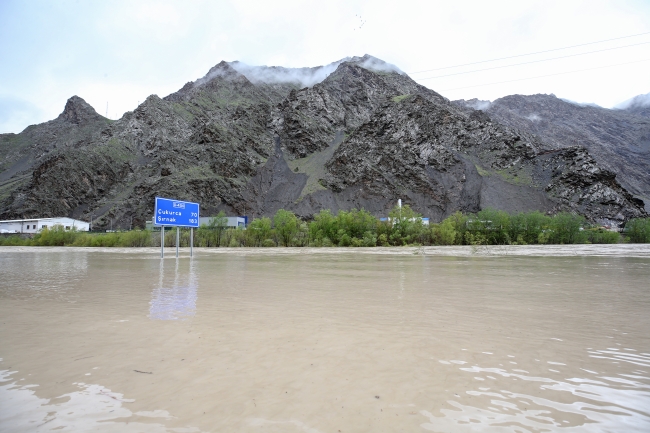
<box><xmin>2</xmin><ymin>208</ymin><xmax>649</xmax><ymax>248</ymax></box>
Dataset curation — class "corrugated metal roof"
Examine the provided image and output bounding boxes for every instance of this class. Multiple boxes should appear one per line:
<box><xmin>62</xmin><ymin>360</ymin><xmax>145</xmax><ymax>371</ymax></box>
<box><xmin>0</xmin><ymin>217</ymin><xmax>88</xmax><ymax>223</ymax></box>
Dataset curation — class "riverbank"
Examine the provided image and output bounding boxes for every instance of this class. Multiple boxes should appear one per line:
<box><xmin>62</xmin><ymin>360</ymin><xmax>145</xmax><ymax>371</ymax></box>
<box><xmin>2</xmin><ymin>244</ymin><xmax>650</xmax><ymax>257</ymax></box>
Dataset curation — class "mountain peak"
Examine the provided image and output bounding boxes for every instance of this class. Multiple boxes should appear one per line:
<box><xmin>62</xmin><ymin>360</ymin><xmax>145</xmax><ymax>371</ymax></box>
<box><xmin>344</xmin><ymin>54</ymin><xmax>404</xmax><ymax>75</ymax></box>
<box><xmin>193</xmin><ymin>61</ymin><xmax>244</xmax><ymax>87</ymax></box>
<box><xmin>56</xmin><ymin>96</ymin><xmax>103</xmax><ymax>125</ymax></box>
<box><xmin>615</xmin><ymin>92</ymin><xmax>650</xmax><ymax>117</ymax></box>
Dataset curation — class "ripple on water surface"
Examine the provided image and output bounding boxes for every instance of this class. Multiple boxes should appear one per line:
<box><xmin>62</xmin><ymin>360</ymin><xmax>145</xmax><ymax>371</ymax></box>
<box><xmin>0</xmin><ymin>250</ymin><xmax>649</xmax><ymax>432</ymax></box>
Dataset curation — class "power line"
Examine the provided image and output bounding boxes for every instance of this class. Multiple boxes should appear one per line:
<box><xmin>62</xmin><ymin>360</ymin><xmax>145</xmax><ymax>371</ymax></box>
<box><xmin>439</xmin><ymin>58</ymin><xmax>650</xmax><ymax>92</ymax></box>
<box><xmin>409</xmin><ymin>31</ymin><xmax>650</xmax><ymax>74</ymax></box>
<box><xmin>416</xmin><ymin>41</ymin><xmax>650</xmax><ymax>81</ymax></box>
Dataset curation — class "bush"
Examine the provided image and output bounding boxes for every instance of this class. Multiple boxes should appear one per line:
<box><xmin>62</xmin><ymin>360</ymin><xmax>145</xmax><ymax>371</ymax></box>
<box><xmin>258</xmin><ymin>238</ymin><xmax>273</xmax><ymax>247</ymax></box>
<box><xmin>362</xmin><ymin>231</ymin><xmax>377</xmax><ymax>247</ymax></box>
<box><xmin>0</xmin><ymin>235</ymin><xmax>31</xmax><ymax>246</ymax></box>
<box><xmin>549</xmin><ymin>212</ymin><xmax>587</xmax><ymax>244</ymax></box>
<box><xmin>32</xmin><ymin>226</ymin><xmax>80</xmax><ymax>246</ymax></box>
<box><xmin>431</xmin><ymin>218</ymin><xmax>457</xmax><ymax>245</ymax></box>
<box><xmin>625</xmin><ymin>218</ymin><xmax>650</xmax><ymax>243</ymax></box>
<box><xmin>3</xmin><ymin>208</ymin><xmax>628</xmax><ymax>248</ymax></box>
<box><xmin>585</xmin><ymin>229</ymin><xmax>620</xmax><ymax>244</ymax></box>
<box><xmin>509</xmin><ymin>211</ymin><xmax>550</xmax><ymax>245</ymax></box>
<box><xmin>274</xmin><ymin>209</ymin><xmax>299</xmax><ymax>247</ymax></box>
<box><xmin>247</xmin><ymin>217</ymin><xmax>272</xmax><ymax>247</ymax></box>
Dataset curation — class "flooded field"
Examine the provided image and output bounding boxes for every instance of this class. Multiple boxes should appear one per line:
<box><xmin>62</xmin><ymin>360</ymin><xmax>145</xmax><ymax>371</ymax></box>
<box><xmin>1</xmin><ymin>246</ymin><xmax>649</xmax><ymax>432</ymax></box>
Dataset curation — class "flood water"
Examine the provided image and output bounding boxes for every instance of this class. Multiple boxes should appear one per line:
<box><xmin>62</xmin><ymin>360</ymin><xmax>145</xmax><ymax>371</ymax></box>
<box><xmin>1</xmin><ymin>247</ymin><xmax>649</xmax><ymax>432</ymax></box>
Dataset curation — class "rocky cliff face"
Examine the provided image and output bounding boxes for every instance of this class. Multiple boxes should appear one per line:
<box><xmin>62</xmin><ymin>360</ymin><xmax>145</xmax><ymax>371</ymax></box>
<box><xmin>0</xmin><ymin>96</ymin><xmax>112</xmax><ymax>210</ymax></box>
<box><xmin>454</xmin><ymin>94</ymin><xmax>650</xmax><ymax>212</ymax></box>
<box><xmin>1</xmin><ymin>55</ymin><xmax>646</xmax><ymax>229</ymax></box>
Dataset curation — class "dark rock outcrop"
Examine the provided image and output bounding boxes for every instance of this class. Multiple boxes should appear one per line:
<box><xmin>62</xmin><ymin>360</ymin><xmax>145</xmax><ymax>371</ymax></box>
<box><xmin>454</xmin><ymin>93</ymin><xmax>650</xmax><ymax>212</ymax></box>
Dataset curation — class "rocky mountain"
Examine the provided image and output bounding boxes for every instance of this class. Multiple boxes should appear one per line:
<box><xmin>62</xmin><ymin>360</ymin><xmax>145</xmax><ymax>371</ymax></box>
<box><xmin>616</xmin><ymin>92</ymin><xmax>650</xmax><ymax>118</ymax></box>
<box><xmin>454</xmin><ymin>94</ymin><xmax>650</xmax><ymax>212</ymax></box>
<box><xmin>0</xmin><ymin>55</ymin><xmax>646</xmax><ymax>229</ymax></box>
<box><xmin>0</xmin><ymin>96</ymin><xmax>112</xmax><ymax>212</ymax></box>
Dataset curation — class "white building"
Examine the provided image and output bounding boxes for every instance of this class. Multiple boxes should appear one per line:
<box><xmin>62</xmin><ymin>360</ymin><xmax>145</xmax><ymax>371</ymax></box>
<box><xmin>199</xmin><ymin>216</ymin><xmax>247</xmax><ymax>228</ymax></box>
<box><xmin>146</xmin><ymin>216</ymin><xmax>247</xmax><ymax>230</ymax></box>
<box><xmin>0</xmin><ymin>217</ymin><xmax>90</xmax><ymax>234</ymax></box>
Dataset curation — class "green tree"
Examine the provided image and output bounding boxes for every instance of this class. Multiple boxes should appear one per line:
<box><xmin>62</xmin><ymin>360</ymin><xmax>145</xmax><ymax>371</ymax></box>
<box><xmin>339</xmin><ymin>209</ymin><xmax>376</xmax><ymax>239</ymax></box>
<box><xmin>431</xmin><ymin>218</ymin><xmax>457</xmax><ymax>245</ymax></box>
<box><xmin>445</xmin><ymin>211</ymin><xmax>469</xmax><ymax>245</ymax></box>
<box><xmin>509</xmin><ymin>211</ymin><xmax>550</xmax><ymax>244</ymax></box>
<box><xmin>309</xmin><ymin>209</ymin><xmax>338</xmax><ymax>245</ymax></box>
<box><xmin>248</xmin><ymin>217</ymin><xmax>272</xmax><ymax>247</ymax></box>
<box><xmin>625</xmin><ymin>218</ymin><xmax>650</xmax><ymax>243</ymax></box>
<box><xmin>585</xmin><ymin>228</ymin><xmax>620</xmax><ymax>244</ymax></box>
<box><xmin>470</xmin><ymin>208</ymin><xmax>511</xmax><ymax>244</ymax></box>
<box><xmin>208</xmin><ymin>211</ymin><xmax>228</xmax><ymax>246</ymax></box>
<box><xmin>388</xmin><ymin>204</ymin><xmax>425</xmax><ymax>245</ymax></box>
<box><xmin>274</xmin><ymin>209</ymin><xmax>299</xmax><ymax>247</ymax></box>
<box><xmin>549</xmin><ymin>212</ymin><xmax>586</xmax><ymax>244</ymax></box>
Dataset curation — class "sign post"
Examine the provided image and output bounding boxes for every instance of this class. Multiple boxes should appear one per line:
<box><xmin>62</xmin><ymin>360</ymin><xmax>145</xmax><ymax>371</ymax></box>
<box><xmin>153</xmin><ymin>197</ymin><xmax>200</xmax><ymax>258</ymax></box>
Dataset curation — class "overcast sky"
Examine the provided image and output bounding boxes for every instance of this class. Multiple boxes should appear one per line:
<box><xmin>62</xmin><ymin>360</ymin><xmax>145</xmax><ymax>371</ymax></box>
<box><xmin>1</xmin><ymin>0</ymin><xmax>649</xmax><ymax>133</ymax></box>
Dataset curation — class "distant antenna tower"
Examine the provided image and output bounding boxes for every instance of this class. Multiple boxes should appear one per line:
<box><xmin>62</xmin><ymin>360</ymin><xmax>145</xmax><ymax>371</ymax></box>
<box><xmin>106</xmin><ymin>102</ymin><xmax>108</xmax><ymax>118</ymax></box>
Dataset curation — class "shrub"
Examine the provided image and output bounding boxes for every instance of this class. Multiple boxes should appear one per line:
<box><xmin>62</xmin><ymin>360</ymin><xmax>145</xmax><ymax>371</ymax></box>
<box><xmin>262</xmin><ymin>238</ymin><xmax>276</xmax><ymax>247</ymax></box>
<box><xmin>274</xmin><ymin>209</ymin><xmax>299</xmax><ymax>247</ymax></box>
<box><xmin>248</xmin><ymin>217</ymin><xmax>272</xmax><ymax>247</ymax></box>
<box><xmin>586</xmin><ymin>229</ymin><xmax>620</xmax><ymax>244</ymax></box>
<box><xmin>431</xmin><ymin>218</ymin><xmax>457</xmax><ymax>245</ymax></box>
<box><xmin>339</xmin><ymin>233</ymin><xmax>351</xmax><ymax>247</ymax></box>
<box><xmin>32</xmin><ymin>226</ymin><xmax>79</xmax><ymax>246</ymax></box>
<box><xmin>549</xmin><ymin>212</ymin><xmax>587</xmax><ymax>244</ymax></box>
<box><xmin>0</xmin><ymin>235</ymin><xmax>31</xmax><ymax>246</ymax></box>
<box><xmin>625</xmin><ymin>218</ymin><xmax>650</xmax><ymax>243</ymax></box>
<box><xmin>509</xmin><ymin>211</ymin><xmax>550</xmax><ymax>245</ymax></box>
<box><xmin>362</xmin><ymin>231</ymin><xmax>377</xmax><ymax>247</ymax></box>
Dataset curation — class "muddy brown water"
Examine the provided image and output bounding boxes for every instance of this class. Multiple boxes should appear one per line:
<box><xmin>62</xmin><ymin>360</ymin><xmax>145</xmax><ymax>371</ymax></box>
<box><xmin>1</xmin><ymin>247</ymin><xmax>649</xmax><ymax>432</ymax></box>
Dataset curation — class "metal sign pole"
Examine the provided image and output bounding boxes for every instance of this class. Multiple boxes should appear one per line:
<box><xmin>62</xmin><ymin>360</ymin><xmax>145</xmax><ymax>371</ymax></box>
<box><xmin>176</xmin><ymin>227</ymin><xmax>179</xmax><ymax>258</ymax></box>
<box><xmin>190</xmin><ymin>227</ymin><xmax>194</xmax><ymax>257</ymax></box>
<box><xmin>161</xmin><ymin>226</ymin><xmax>164</xmax><ymax>258</ymax></box>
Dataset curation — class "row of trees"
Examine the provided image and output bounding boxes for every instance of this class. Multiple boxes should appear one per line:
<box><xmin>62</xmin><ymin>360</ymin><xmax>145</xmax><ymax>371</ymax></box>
<box><xmin>195</xmin><ymin>207</ymin><xmax>650</xmax><ymax>246</ymax></box>
<box><xmin>2</xmin><ymin>207</ymin><xmax>649</xmax><ymax>247</ymax></box>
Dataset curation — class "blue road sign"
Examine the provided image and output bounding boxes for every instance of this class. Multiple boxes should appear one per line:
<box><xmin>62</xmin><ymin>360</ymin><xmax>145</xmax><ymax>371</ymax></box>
<box><xmin>154</xmin><ymin>197</ymin><xmax>200</xmax><ymax>228</ymax></box>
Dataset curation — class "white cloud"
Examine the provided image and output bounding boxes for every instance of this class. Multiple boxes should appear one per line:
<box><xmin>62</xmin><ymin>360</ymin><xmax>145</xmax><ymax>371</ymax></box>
<box><xmin>615</xmin><ymin>91</ymin><xmax>650</xmax><ymax>109</ymax></box>
<box><xmin>0</xmin><ymin>0</ymin><xmax>649</xmax><ymax>133</ymax></box>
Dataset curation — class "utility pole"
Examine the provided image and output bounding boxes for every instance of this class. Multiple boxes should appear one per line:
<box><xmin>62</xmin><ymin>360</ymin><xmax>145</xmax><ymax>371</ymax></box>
<box><xmin>106</xmin><ymin>102</ymin><xmax>108</xmax><ymax>118</ymax></box>
<box><xmin>398</xmin><ymin>198</ymin><xmax>402</xmax><ymax>221</ymax></box>
<box><xmin>90</xmin><ymin>213</ymin><xmax>94</xmax><ymax>231</ymax></box>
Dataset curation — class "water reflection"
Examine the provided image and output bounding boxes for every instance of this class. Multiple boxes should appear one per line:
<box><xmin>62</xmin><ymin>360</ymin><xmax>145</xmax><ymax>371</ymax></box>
<box><xmin>149</xmin><ymin>259</ymin><xmax>198</xmax><ymax>320</ymax></box>
<box><xmin>429</xmin><ymin>349</ymin><xmax>650</xmax><ymax>432</ymax></box>
<box><xmin>0</xmin><ymin>369</ymin><xmax>198</xmax><ymax>432</ymax></box>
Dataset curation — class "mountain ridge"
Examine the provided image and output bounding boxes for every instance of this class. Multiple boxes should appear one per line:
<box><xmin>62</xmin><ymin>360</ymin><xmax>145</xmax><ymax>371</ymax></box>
<box><xmin>453</xmin><ymin>93</ymin><xmax>650</xmax><ymax>212</ymax></box>
<box><xmin>1</xmin><ymin>56</ymin><xmax>647</xmax><ymax>229</ymax></box>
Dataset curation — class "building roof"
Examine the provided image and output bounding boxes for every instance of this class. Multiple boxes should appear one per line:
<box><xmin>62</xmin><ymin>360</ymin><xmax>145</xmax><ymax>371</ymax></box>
<box><xmin>0</xmin><ymin>217</ymin><xmax>88</xmax><ymax>224</ymax></box>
